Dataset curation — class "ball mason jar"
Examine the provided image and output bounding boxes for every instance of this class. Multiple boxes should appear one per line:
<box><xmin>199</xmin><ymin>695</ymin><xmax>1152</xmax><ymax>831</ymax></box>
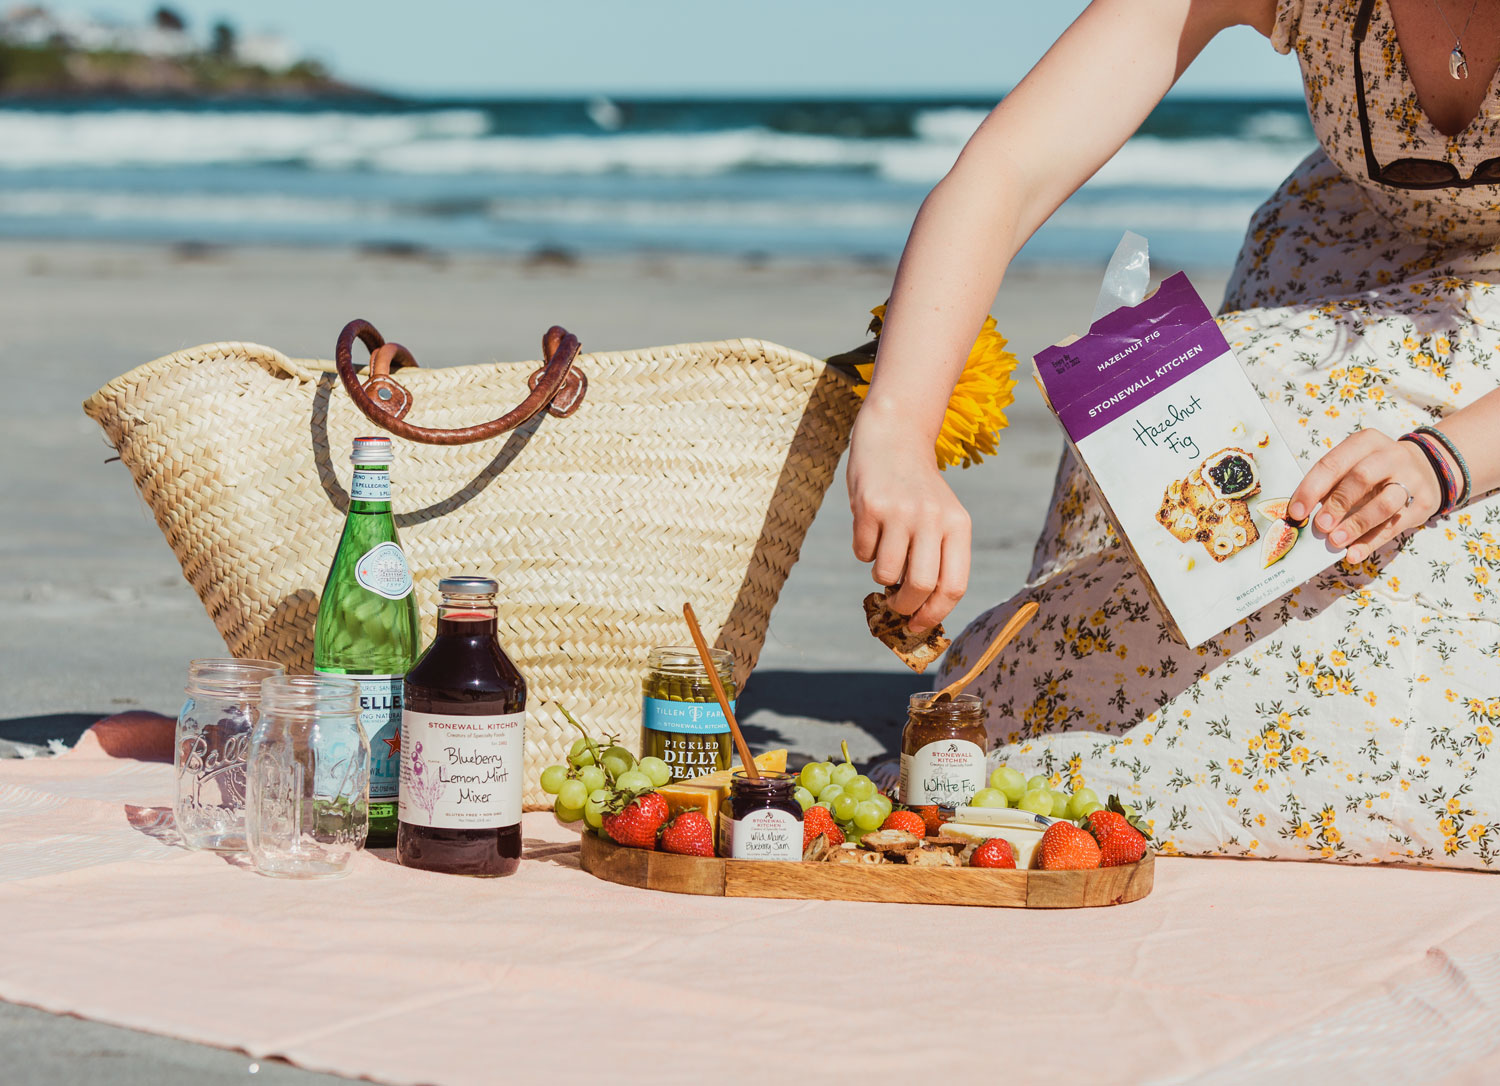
<box><xmin>246</xmin><ymin>674</ymin><xmax>369</xmax><ymax>879</ymax></box>
<box><xmin>174</xmin><ymin>657</ymin><xmax>285</xmax><ymax>852</ymax></box>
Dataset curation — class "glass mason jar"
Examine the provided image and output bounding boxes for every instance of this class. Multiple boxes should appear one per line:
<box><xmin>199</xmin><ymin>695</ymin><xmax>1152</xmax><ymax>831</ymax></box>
<box><xmin>724</xmin><ymin>771</ymin><xmax>802</xmax><ymax>861</ymax></box>
<box><xmin>898</xmin><ymin>693</ymin><xmax>987</xmax><ymax>811</ymax></box>
<box><xmin>174</xmin><ymin>657</ymin><xmax>285</xmax><ymax>852</ymax></box>
<box><xmin>246</xmin><ymin>674</ymin><xmax>369</xmax><ymax>879</ymax></box>
<box><xmin>640</xmin><ymin>647</ymin><xmax>737</xmax><ymax>782</ymax></box>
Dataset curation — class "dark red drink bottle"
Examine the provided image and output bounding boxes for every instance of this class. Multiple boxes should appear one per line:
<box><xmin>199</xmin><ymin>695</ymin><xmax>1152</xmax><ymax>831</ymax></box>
<box><xmin>397</xmin><ymin>576</ymin><xmax>526</xmax><ymax>877</ymax></box>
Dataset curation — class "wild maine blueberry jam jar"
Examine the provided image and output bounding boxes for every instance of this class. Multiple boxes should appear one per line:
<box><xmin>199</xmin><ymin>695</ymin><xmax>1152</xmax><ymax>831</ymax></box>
<box><xmin>723</xmin><ymin>771</ymin><xmax>802</xmax><ymax>861</ymax></box>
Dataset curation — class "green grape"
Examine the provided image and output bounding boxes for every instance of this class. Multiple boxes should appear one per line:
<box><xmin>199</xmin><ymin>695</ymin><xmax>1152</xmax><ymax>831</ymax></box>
<box><xmin>558</xmin><ymin>779</ymin><xmax>588</xmax><ymax>810</ymax></box>
<box><xmin>567</xmin><ymin>737</ymin><xmax>597</xmax><ymax>768</ymax></box>
<box><xmin>793</xmin><ymin>786</ymin><xmax>815</xmax><ymax>811</ymax></box>
<box><xmin>873</xmin><ymin>793</ymin><xmax>893</xmax><ymax>818</ymax></box>
<box><xmin>601</xmin><ymin>746</ymin><xmax>636</xmax><ymax>779</ymax></box>
<box><xmin>578</xmin><ymin>765</ymin><xmax>608</xmax><ymax>793</ymax></box>
<box><xmin>539</xmin><ymin>765</ymin><xmax>568</xmax><ymax>795</ymax></box>
<box><xmin>970</xmin><ymin>787</ymin><xmax>1008</xmax><ymax>809</ymax></box>
<box><xmin>615</xmin><ymin>770</ymin><xmax>652</xmax><ymax>794</ymax></box>
<box><xmin>584</xmin><ymin>805</ymin><xmax>605</xmax><ymax>829</ymax></box>
<box><xmin>1075</xmin><ymin>802</ymin><xmax>1104</xmax><ymax>821</ymax></box>
<box><xmin>853</xmin><ymin>801</ymin><xmax>884</xmax><ymax>832</ymax></box>
<box><xmin>1018</xmin><ymin>789</ymin><xmax>1053</xmax><ymax>815</ymax></box>
<box><xmin>584</xmin><ymin>789</ymin><xmax>612</xmax><ymax>830</ymax></box>
<box><xmin>639</xmin><ymin>756</ymin><xmax>672</xmax><ymax>787</ymax></box>
<box><xmin>554</xmin><ymin>802</ymin><xmax>584</xmax><ymax>823</ymax></box>
<box><xmin>818</xmin><ymin>784</ymin><xmax>845</xmax><ymax>806</ymax></box>
<box><xmin>1050</xmin><ymin>791</ymin><xmax>1072</xmax><ymax>818</ymax></box>
<box><xmin>1066</xmin><ymin>788</ymin><xmax>1100</xmax><ymax>820</ymax></box>
<box><xmin>799</xmin><ymin>764</ymin><xmax>832</xmax><ymax>796</ymax></box>
<box><xmin>812</xmin><ymin>801</ymin><xmax>833</xmax><ymax>812</ymax></box>
<box><xmin>845</xmin><ymin>775</ymin><xmax>875</xmax><ymax>801</ymax></box>
<box><xmin>832</xmin><ymin>794</ymin><xmax>858</xmax><ymax>821</ymax></box>
<box><xmin>831</xmin><ymin>762</ymin><xmax>857</xmax><ymax>787</ymax></box>
<box><xmin>1026</xmin><ymin>774</ymin><xmax>1050</xmax><ymax>793</ymax></box>
<box><xmin>990</xmin><ymin>766</ymin><xmax>1027</xmax><ymax>802</ymax></box>
<box><xmin>844</xmin><ymin>827</ymin><xmax>864</xmax><ymax>846</ymax></box>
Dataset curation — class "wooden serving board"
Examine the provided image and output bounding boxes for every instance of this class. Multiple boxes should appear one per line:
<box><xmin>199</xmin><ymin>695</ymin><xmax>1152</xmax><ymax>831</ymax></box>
<box><xmin>579</xmin><ymin>833</ymin><xmax>1154</xmax><ymax>908</ymax></box>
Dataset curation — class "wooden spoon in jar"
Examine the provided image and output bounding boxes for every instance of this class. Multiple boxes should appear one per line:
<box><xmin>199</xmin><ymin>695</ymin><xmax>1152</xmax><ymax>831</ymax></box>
<box><xmin>928</xmin><ymin>600</ymin><xmax>1039</xmax><ymax>705</ymax></box>
<box><xmin>682</xmin><ymin>602</ymin><xmax>759</xmax><ymax>779</ymax></box>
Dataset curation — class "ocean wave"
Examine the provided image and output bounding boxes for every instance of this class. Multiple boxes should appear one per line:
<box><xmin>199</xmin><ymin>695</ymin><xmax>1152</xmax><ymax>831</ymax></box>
<box><xmin>0</xmin><ymin>106</ymin><xmax>1312</xmax><ymax>190</ymax></box>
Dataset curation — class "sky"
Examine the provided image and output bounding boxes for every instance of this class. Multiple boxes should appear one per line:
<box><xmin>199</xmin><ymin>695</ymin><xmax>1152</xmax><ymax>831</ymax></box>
<box><xmin>71</xmin><ymin>1</ymin><xmax>1303</xmax><ymax>98</ymax></box>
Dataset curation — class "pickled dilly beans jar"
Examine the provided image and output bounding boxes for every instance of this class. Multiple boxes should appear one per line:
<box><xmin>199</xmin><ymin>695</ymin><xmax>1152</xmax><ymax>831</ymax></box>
<box><xmin>640</xmin><ymin>647</ymin><xmax>737</xmax><ymax>782</ymax></box>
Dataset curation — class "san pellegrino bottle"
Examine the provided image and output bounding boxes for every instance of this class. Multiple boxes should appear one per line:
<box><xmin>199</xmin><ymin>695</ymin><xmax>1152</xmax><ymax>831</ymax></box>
<box><xmin>313</xmin><ymin>436</ymin><xmax>421</xmax><ymax>847</ymax></box>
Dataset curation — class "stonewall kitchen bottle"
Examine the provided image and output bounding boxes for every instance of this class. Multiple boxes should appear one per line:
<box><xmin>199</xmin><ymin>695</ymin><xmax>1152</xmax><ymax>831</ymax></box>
<box><xmin>397</xmin><ymin>576</ymin><xmax>526</xmax><ymax>877</ymax></box>
<box><xmin>313</xmin><ymin>436</ymin><xmax>421</xmax><ymax>847</ymax></box>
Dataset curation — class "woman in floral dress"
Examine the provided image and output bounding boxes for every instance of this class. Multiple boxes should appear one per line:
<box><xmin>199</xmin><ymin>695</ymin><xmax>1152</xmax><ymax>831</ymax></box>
<box><xmin>849</xmin><ymin>0</ymin><xmax>1500</xmax><ymax>868</ymax></box>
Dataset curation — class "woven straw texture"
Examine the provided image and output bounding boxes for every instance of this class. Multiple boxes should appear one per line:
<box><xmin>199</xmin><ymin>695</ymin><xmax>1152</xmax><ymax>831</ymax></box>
<box><xmin>84</xmin><ymin>339</ymin><xmax>859</xmax><ymax>808</ymax></box>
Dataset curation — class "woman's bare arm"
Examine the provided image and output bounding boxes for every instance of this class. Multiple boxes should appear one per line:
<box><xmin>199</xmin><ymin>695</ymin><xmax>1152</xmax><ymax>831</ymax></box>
<box><xmin>851</xmin><ymin>0</ymin><xmax>1275</xmax><ymax>631</ymax></box>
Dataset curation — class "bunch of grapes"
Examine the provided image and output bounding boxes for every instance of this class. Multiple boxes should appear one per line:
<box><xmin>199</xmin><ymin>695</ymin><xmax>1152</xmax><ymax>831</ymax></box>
<box><xmin>969</xmin><ymin>766</ymin><xmax>1105</xmax><ymax>822</ymax></box>
<box><xmin>537</xmin><ymin>714</ymin><xmax>670</xmax><ymax>830</ymax></box>
<box><xmin>794</xmin><ymin>744</ymin><xmax>892</xmax><ymax>844</ymax></box>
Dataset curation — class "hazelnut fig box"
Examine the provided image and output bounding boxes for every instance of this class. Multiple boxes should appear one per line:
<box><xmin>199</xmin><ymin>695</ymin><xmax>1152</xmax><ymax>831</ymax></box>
<box><xmin>1033</xmin><ymin>273</ymin><xmax>1342</xmax><ymax>647</ymax></box>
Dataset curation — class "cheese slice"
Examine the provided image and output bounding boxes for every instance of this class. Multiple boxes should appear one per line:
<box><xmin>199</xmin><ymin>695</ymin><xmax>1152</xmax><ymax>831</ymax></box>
<box><xmin>657</xmin><ymin>750</ymin><xmax>788</xmax><ymax>844</ymax></box>
<box><xmin>939</xmin><ymin>822</ymin><xmax>1046</xmax><ymax>869</ymax></box>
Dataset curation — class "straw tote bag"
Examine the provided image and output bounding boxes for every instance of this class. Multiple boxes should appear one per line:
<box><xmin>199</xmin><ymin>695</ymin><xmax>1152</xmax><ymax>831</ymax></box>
<box><xmin>84</xmin><ymin>320</ymin><xmax>861</xmax><ymax>807</ymax></box>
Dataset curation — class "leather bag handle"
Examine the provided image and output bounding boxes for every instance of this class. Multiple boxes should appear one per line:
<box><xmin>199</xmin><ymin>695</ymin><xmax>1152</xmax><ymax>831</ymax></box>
<box><xmin>334</xmin><ymin>319</ymin><xmax>588</xmax><ymax>445</ymax></box>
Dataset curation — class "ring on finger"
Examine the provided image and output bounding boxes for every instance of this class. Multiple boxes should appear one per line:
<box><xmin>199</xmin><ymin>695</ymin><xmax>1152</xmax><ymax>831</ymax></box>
<box><xmin>1385</xmin><ymin>480</ymin><xmax>1414</xmax><ymax>508</ymax></box>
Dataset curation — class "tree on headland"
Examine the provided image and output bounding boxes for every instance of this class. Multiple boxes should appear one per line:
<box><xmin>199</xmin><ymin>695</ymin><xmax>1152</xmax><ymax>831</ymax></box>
<box><xmin>211</xmin><ymin>21</ymin><xmax>237</xmax><ymax>60</ymax></box>
<box><xmin>153</xmin><ymin>7</ymin><xmax>187</xmax><ymax>32</ymax></box>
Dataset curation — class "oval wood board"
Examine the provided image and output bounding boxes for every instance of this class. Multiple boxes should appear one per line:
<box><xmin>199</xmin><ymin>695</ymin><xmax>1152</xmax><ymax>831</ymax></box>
<box><xmin>579</xmin><ymin>832</ymin><xmax>1153</xmax><ymax>908</ymax></box>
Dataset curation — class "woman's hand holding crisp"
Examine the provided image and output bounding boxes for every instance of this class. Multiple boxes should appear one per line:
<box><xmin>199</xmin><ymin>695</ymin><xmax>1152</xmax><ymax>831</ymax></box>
<box><xmin>848</xmin><ymin>400</ymin><xmax>970</xmax><ymax>634</ymax></box>
<box><xmin>1288</xmin><ymin>429</ymin><xmax>1443</xmax><ymax>564</ymax></box>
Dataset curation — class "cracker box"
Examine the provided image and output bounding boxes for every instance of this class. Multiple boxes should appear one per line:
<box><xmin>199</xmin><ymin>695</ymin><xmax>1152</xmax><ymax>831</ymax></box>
<box><xmin>1033</xmin><ymin>272</ymin><xmax>1343</xmax><ymax>647</ymax></box>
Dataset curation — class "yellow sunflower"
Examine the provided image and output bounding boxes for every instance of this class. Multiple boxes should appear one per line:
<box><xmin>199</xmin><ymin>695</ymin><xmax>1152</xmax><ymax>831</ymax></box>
<box><xmin>841</xmin><ymin>304</ymin><xmax>1019</xmax><ymax>470</ymax></box>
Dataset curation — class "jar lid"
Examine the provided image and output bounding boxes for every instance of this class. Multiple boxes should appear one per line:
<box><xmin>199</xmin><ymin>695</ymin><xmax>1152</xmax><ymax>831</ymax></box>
<box><xmin>648</xmin><ymin>646</ymin><xmax>733</xmax><ymax>673</ymax></box>
<box><xmin>351</xmin><ymin>436</ymin><xmax>393</xmax><ymax>465</ymax></box>
<box><xmin>729</xmin><ymin>769</ymin><xmax>795</xmax><ymax>795</ymax></box>
<box><xmin>439</xmin><ymin>575</ymin><xmax>498</xmax><ymax>596</ymax></box>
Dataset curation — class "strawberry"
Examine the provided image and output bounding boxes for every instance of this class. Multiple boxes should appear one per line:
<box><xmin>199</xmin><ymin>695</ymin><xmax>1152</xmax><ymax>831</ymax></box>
<box><xmin>659</xmin><ymin>811</ymin><xmax>715</xmax><ymax>857</ymax></box>
<box><xmin>1038</xmin><ymin>821</ymin><xmax>1101</xmax><ymax>870</ymax></box>
<box><xmin>907</xmin><ymin>804</ymin><xmax>945</xmax><ymax>837</ymax></box>
<box><xmin>802</xmin><ymin>805</ymin><xmax>846</xmax><ymax>848</ymax></box>
<box><xmin>880</xmin><ymin>810</ymin><xmax>928</xmax><ymax>837</ymax></box>
<box><xmin>1086</xmin><ymin>810</ymin><xmax>1148</xmax><ymax>867</ymax></box>
<box><xmin>970</xmin><ymin>837</ymin><xmax>1016</xmax><ymax>869</ymax></box>
<box><xmin>602</xmin><ymin>791</ymin><xmax>669</xmax><ymax>850</ymax></box>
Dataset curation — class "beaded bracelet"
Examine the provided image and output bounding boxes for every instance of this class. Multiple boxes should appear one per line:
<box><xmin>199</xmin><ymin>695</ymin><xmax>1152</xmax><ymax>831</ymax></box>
<box><xmin>1399</xmin><ymin>431</ymin><xmax>1458</xmax><ymax>515</ymax></box>
<box><xmin>1414</xmin><ymin>425</ymin><xmax>1472</xmax><ymax>510</ymax></box>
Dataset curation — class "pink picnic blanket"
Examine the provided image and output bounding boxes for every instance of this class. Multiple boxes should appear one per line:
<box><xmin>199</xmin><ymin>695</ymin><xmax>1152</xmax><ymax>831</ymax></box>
<box><xmin>0</xmin><ymin>714</ymin><xmax>1496</xmax><ymax>1085</ymax></box>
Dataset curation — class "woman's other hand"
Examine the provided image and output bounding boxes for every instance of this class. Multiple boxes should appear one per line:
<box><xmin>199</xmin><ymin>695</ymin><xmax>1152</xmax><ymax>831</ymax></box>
<box><xmin>1288</xmin><ymin>429</ymin><xmax>1441</xmax><ymax>563</ymax></box>
<box><xmin>848</xmin><ymin>402</ymin><xmax>971</xmax><ymax>634</ymax></box>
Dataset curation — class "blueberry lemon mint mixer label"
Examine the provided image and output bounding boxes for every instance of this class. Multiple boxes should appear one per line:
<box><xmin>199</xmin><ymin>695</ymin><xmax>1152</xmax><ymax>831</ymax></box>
<box><xmin>727</xmin><ymin>809</ymin><xmax>801</xmax><ymax>861</ymax></box>
<box><xmin>900</xmin><ymin>739</ymin><xmax>987</xmax><ymax>807</ymax></box>
<box><xmin>399</xmin><ymin>711</ymin><xmax>524</xmax><ymax>829</ymax></box>
<box><xmin>355</xmin><ymin>541</ymin><xmax>413</xmax><ymax>600</ymax></box>
<box><xmin>350</xmin><ymin>467</ymin><xmax>392</xmax><ymax>502</ymax></box>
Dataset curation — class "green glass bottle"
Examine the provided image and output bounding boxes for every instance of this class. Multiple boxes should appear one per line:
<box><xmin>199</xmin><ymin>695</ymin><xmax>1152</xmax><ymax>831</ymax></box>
<box><xmin>314</xmin><ymin>436</ymin><xmax>421</xmax><ymax>847</ymax></box>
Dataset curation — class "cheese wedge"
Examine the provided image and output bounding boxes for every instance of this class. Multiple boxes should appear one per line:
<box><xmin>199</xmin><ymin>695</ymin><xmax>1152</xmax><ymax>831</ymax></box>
<box><xmin>951</xmin><ymin>806</ymin><xmax>1059</xmax><ymax>831</ymax></box>
<box><xmin>938</xmin><ymin>822</ymin><xmax>1046</xmax><ymax>869</ymax></box>
<box><xmin>657</xmin><ymin>750</ymin><xmax>788</xmax><ymax>844</ymax></box>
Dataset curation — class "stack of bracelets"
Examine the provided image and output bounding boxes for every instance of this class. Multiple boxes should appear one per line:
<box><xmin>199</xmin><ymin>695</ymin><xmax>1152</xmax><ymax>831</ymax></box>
<box><xmin>1399</xmin><ymin>425</ymin><xmax>1472</xmax><ymax>516</ymax></box>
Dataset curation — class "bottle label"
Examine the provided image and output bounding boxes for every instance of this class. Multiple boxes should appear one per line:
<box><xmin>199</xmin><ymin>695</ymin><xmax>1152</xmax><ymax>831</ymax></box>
<box><xmin>725</xmin><ymin>809</ymin><xmax>801</xmax><ymax>862</ymax></box>
<box><xmin>899</xmin><ymin>739</ymin><xmax>986</xmax><ymax>807</ymax></box>
<box><xmin>642</xmin><ymin>696</ymin><xmax>736</xmax><ymax>735</ymax></box>
<box><xmin>399</xmin><ymin>710</ymin><xmax>524</xmax><ymax>829</ymax></box>
<box><xmin>350</xmin><ymin>468</ymin><xmax>391</xmax><ymax>502</ymax></box>
<box><xmin>315</xmin><ymin>672</ymin><xmax>402</xmax><ymax>807</ymax></box>
<box><xmin>355</xmin><ymin>541</ymin><xmax>413</xmax><ymax>600</ymax></box>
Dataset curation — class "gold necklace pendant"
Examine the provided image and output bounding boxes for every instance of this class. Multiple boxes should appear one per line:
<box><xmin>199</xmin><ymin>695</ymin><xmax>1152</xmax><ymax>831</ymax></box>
<box><xmin>1450</xmin><ymin>42</ymin><xmax>1471</xmax><ymax>80</ymax></box>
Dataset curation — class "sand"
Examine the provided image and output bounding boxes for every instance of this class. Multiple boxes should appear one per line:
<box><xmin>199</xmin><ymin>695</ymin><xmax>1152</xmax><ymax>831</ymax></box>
<box><xmin>1</xmin><ymin>240</ymin><xmax>1227</xmax><ymax>756</ymax></box>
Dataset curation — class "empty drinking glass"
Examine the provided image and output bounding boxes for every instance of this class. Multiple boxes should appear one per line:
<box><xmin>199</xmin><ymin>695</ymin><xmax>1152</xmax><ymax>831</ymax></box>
<box><xmin>175</xmin><ymin>657</ymin><xmax>286</xmax><ymax>852</ymax></box>
<box><xmin>246</xmin><ymin>674</ymin><xmax>369</xmax><ymax>879</ymax></box>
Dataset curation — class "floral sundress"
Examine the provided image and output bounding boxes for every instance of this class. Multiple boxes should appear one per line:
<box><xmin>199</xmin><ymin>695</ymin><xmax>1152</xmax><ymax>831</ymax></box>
<box><xmin>939</xmin><ymin>0</ymin><xmax>1500</xmax><ymax>869</ymax></box>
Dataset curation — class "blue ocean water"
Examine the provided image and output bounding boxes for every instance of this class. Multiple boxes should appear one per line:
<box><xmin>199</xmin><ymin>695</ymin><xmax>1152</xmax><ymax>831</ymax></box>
<box><xmin>0</xmin><ymin>96</ymin><xmax>1315</xmax><ymax>267</ymax></box>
